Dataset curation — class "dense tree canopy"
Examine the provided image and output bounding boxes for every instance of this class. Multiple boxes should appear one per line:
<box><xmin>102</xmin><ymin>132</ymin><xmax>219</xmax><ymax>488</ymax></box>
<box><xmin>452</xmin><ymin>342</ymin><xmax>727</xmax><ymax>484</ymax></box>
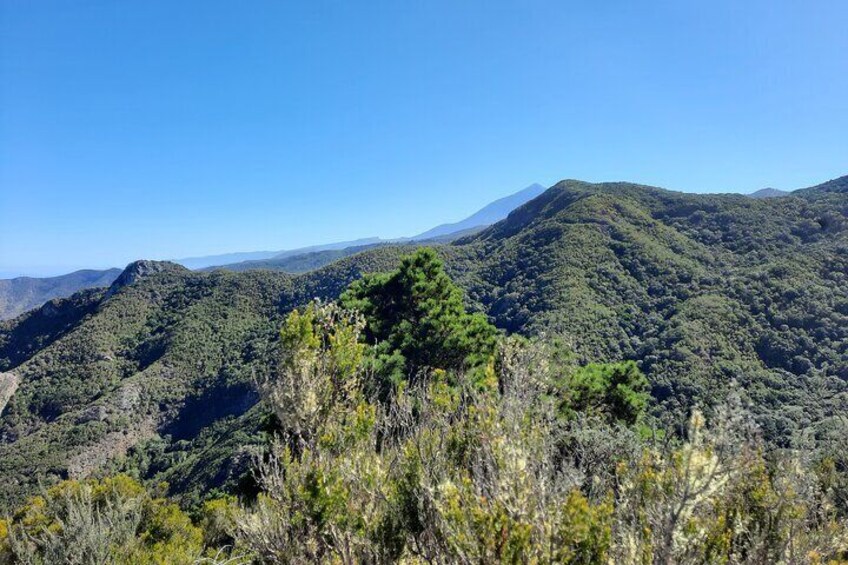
<box><xmin>558</xmin><ymin>360</ymin><xmax>650</xmax><ymax>425</ymax></box>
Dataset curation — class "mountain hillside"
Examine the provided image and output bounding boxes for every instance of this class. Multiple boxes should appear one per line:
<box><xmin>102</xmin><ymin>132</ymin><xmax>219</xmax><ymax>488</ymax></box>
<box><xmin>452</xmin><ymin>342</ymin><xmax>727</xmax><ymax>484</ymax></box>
<box><xmin>0</xmin><ymin>177</ymin><xmax>846</xmax><ymax>511</ymax></box>
<box><xmin>0</xmin><ymin>269</ymin><xmax>121</xmax><ymax>321</ymax></box>
<box><xmin>796</xmin><ymin>174</ymin><xmax>848</xmax><ymax>196</ymax></box>
<box><xmin>451</xmin><ymin>181</ymin><xmax>847</xmax><ymax>434</ymax></box>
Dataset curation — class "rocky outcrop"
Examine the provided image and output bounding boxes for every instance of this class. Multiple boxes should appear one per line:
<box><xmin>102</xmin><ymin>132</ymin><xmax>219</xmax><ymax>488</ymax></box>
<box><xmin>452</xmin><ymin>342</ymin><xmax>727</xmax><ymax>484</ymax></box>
<box><xmin>64</xmin><ymin>381</ymin><xmax>149</xmax><ymax>478</ymax></box>
<box><xmin>66</xmin><ymin>418</ymin><xmax>156</xmax><ymax>479</ymax></box>
<box><xmin>75</xmin><ymin>405</ymin><xmax>109</xmax><ymax>424</ymax></box>
<box><xmin>0</xmin><ymin>372</ymin><xmax>20</xmax><ymax>416</ymax></box>
<box><xmin>117</xmin><ymin>382</ymin><xmax>142</xmax><ymax>411</ymax></box>
<box><xmin>106</xmin><ymin>260</ymin><xmax>188</xmax><ymax>297</ymax></box>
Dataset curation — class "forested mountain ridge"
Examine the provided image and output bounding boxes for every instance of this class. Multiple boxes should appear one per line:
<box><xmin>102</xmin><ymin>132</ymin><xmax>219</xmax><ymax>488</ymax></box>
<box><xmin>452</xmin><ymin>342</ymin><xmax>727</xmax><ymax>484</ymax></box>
<box><xmin>797</xmin><ymin>174</ymin><xmax>848</xmax><ymax>197</ymax></box>
<box><xmin>448</xmin><ymin>178</ymin><xmax>847</xmax><ymax>439</ymax></box>
<box><xmin>0</xmin><ymin>176</ymin><xmax>846</xmax><ymax>512</ymax></box>
<box><xmin>0</xmin><ymin>248</ymin><xmax>413</xmax><ymax>508</ymax></box>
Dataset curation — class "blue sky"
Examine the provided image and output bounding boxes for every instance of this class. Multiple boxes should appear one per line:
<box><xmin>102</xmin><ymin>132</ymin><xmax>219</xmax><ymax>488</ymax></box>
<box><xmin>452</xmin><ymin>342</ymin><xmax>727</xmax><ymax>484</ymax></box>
<box><xmin>1</xmin><ymin>1</ymin><xmax>847</xmax><ymax>275</ymax></box>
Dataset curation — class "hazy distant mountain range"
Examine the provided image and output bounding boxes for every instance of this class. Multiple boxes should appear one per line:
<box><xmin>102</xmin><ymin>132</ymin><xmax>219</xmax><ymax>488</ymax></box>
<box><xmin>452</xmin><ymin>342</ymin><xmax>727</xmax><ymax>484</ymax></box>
<box><xmin>0</xmin><ymin>184</ymin><xmax>546</xmax><ymax>320</ymax></box>
<box><xmin>174</xmin><ymin>237</ymin><xmax>385</xmax><ymax>270</ymax></box>
<box><xmin>0</xmin><ymin>269</ymin><xmax>122</xmax><ymax>321</ymax></box>
<box><xmin>208</xmin><ymin>226</ymin><xmax>485</xmax><ymax>273</ymax></box>
<box><xmin>178</xmin><ymin>183</ymin><xmax>547</xmax><ymax>270</ymax></box>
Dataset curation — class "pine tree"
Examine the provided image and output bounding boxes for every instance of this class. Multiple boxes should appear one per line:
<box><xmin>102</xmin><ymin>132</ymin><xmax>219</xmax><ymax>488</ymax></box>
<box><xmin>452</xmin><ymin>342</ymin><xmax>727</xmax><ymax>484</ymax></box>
<box><xmin>341</xmin><ymin>248</ymin><xmax>498</xmax><ymax>395</ymax></box>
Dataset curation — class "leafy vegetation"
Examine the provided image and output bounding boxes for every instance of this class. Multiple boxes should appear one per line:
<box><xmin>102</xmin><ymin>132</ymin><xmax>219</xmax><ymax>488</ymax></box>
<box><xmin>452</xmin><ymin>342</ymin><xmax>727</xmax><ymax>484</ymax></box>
<box><xmin>0</xmin><ymin>177</ymin><xmax>847</xmax><ymax>561</ymax></box>
<box><xmin>0</xmin><ymin>475</ymin><xmax>204</xmax><ymax>564</ymax></box>
<box><xmin>557</xmin><ymin>360</ymin><xmax>650</xmax><ymax>425</ymax></box>
<box><xmin>5</xmin><ymin>256</ymin><xmax>845</xmax><ymax>562</ymax></box>
<box><xmin>340</xmin><ymin>248</ymin><xmax>498</xmax><ymax>395</ymax></box>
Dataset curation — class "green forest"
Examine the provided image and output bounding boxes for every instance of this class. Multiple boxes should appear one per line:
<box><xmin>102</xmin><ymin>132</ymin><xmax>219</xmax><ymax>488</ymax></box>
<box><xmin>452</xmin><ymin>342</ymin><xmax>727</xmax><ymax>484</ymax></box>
<box><xmin>1</xmin><ymin>177</ymin><xmax>847</xmax><ymax>562</ymax></box>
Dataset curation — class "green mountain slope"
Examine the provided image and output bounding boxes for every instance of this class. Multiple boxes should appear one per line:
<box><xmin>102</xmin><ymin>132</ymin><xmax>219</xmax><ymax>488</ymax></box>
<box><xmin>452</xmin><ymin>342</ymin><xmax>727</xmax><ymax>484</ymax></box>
<box><xmin>449</xmin><ymin>180</ymin><xmax>847</xmax><ymax>439</ymax></box>
<box><xmin>0</xmin><ymin>177</ymin><xmax>846</xmax><ymax>511</ymax></box>
<box><xmin>797</xmin><ymin>174</ymin><xmax>848</xmax><ymax>196</ymax></box>
<box><xmin>0</xmin><ymin>249</ymin><xmax>410</xmax><ymax>508</ymax></box>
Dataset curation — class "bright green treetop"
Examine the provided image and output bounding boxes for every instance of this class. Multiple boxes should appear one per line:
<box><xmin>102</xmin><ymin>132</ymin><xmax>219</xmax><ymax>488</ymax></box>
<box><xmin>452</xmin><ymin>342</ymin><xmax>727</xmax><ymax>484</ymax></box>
<box><xmin>341</xmin><ymin>248</ymin><xmax>498</xmax><ymax>394</ymax></box>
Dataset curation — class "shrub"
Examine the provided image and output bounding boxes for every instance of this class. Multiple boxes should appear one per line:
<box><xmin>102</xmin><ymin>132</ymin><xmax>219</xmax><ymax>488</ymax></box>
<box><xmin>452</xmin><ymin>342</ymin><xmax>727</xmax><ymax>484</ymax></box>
<box><xmin>0</xmin><ymin>475</ymin><xmax>203</xmax><ymax>564</ymax></box>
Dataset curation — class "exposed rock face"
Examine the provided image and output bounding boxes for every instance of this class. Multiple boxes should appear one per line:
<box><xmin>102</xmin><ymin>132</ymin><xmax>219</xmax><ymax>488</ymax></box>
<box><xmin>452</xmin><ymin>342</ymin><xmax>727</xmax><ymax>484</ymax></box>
<box><xmin>106</xmin><ymin>260</ymin><xmax>188</xmax><ymax>297</ymax></box>
<box><xmin>0</xmin><ymin>372</ymin><xmax>19</xmax><ymax>416</ymax></box>
<box><xmin>117</xmin><ymin>382</ymin><xmax>142</xmax><ymax>411</ymax></box>
<box><xmin>63</xmin><ymin>381</ymin><xmax>149</xmax><ymax>478</ymax></box>
<box><xmin>66</xmin><ymin>418</ymin><xmax>156</xmax><ymax>479</ymax></box>
<box><xmin>76</xmin><ymin>405</ymin><xmax>109</xmax><ymax>424</ymax></box>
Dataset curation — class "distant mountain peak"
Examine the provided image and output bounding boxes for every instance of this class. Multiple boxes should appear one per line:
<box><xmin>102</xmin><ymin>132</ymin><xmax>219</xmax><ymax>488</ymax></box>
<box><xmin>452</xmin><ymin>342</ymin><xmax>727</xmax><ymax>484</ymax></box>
<box><xmin>749</xmin><ymin>188</ymin><xmax>790</xmax><ymax>199</ymax></box>
<box><xmin>412</xmin><ymin>183</ymin><xmax>547</xmax><ymax>240</ymax></box>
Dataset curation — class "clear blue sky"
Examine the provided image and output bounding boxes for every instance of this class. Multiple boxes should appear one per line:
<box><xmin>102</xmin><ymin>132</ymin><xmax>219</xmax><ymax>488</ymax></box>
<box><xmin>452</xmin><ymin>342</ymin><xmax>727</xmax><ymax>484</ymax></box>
<box><xmin>1</xmin><ymin>1</ymin><xmax>847</xmax><ymax>275</ymax></box>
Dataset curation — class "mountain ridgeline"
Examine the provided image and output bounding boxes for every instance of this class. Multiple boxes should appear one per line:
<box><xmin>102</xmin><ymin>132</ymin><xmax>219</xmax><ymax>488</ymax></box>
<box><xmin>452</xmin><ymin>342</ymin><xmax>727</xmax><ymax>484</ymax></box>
<box><xmin>0</xmin><ymin>183</ymin><xmax>548</xmax><ymax>320</ymax></box>
<box><xmin>0</xmin><ymin>176</ymin><xmax>846</xmax><ymax>513</ymax></box>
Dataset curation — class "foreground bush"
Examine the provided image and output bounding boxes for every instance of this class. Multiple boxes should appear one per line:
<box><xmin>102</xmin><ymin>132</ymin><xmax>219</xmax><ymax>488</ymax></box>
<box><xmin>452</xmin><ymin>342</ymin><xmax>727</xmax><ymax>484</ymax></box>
<box><xmin>0</xmin><ymin>475</ymin><xmax>203</xmax><ymax>564</ymax></box>
<box><xmin>240</xmin><ymin>300</ymin><xmax>624</xmax><ymax>563</ymax></box>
